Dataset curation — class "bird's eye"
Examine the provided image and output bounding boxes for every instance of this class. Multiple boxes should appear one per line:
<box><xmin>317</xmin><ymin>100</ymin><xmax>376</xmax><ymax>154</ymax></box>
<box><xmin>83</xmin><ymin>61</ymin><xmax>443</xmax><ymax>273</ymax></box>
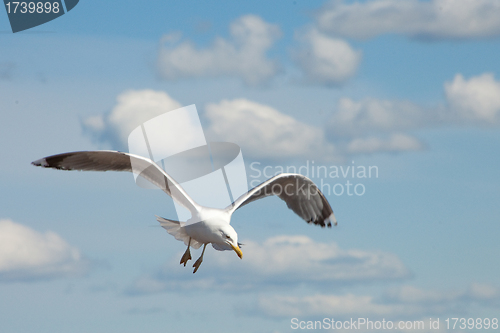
<box><xmin>226</xmin><ymin>235</ymin><xmax>231</xmax><ymax>239</ymax></box>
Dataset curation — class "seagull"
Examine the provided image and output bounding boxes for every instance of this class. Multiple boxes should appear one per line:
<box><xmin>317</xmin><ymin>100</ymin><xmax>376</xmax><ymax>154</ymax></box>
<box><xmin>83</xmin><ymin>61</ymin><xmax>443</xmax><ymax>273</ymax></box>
<box><xmin>32</xmin><ymin>151</ymin><xmax>337</xmax><ymax>273</ymax></box>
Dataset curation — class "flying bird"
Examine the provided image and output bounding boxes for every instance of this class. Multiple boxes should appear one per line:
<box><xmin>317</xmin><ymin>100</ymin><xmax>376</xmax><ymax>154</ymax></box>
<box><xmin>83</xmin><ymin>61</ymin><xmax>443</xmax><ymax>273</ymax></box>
<box><xmin>32</xmin><ymin>151</ymin><xmax>337</xmax><ymax>273</ymax></box>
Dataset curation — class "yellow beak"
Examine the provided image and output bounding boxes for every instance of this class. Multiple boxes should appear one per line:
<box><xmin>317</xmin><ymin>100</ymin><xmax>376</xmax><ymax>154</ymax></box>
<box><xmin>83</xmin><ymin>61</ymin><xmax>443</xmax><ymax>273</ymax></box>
<box><xmin>230</xmin><ymin>243</ymin><xmax>243</xmax><ymax>259</ymax></box>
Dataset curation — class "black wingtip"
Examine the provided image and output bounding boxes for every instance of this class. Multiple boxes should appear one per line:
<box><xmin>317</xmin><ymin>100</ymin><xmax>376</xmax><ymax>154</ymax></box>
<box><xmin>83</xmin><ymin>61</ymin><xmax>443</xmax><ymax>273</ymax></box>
<box><xmin>31</xmin><ymin>158</ymin><xmax>47</xmax><ymax>167</ymax></box>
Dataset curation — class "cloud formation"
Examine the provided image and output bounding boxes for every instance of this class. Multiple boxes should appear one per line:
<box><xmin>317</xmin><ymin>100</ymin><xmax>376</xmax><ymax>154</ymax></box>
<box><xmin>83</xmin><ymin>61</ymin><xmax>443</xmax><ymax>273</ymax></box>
<box><xmin>205</xmin><ymin>98</ymin><xmax>337</xmax><ymax>161</ymax></box>
<box><xmin>260</xmin><ymin>293</ymin><xmax>416</xmax><ymax>318</ymax></box>
<box><xmin>0</xmin><ymin>219</ymin><xmax>89</xmax><ymax>282</ymax></box>
<box><xmin>259</xmin><ymin>283</ymin><xmax>500</xmax><ymax>318</ymax></box>
<box><xmin>445</xmin><ymin>73</ymin><xmax>500</xmax><ymax>124</ymax></box>
<box><xmin>82</xmin><ymin>89</ymin><xmax>182</xmax><ymax>150</ymax></box>
<box><xmin>327</xmin><ymin>73</ymin><xmax>500</xmax><ymax>154</ymax></box>
<box><xmin>293</xmin><ymin>28</ymin><xmax>361</xmax><ymax>85</ymax></box>
<box><xmin>83</xmin><ymin>90</ymin><xmax>337</xmax><ymax>161</ymax></box>
<box><xmin>126</xmin><ymin>235</ymin><xmax>410</xmax><ymax>295</ymax></box>
<box><xmin>157</xmin><ymin>15</ymin><xmax>281</xmax><ymax>86</ymax></box>
<box><xmin>329</xmin><ymin>98</ymin><xmax>433</xmax><ymax>138</ymax></box>
<box><xmin>346</xmin><ymin>134</ymin><xmax>424</xmax><ymax>154</ymax></box>
<box><xmin>384</xmin><ymin>283</ymin><xmax>500</xmax><ymax>306</ymax></box>
<box><xmin>317</xmin><ymin>0</ymin><xmax>500</xmax><ymax>40</ymax></box>
<box><xmin>82</xmin><ymin>73</ymin><xmax>500</xmax><ymax>160</ymax></box>
<box><xmin>327</xmin><ymin>98</ymin><xmax>429</xmax><ymax>154</ymax></box>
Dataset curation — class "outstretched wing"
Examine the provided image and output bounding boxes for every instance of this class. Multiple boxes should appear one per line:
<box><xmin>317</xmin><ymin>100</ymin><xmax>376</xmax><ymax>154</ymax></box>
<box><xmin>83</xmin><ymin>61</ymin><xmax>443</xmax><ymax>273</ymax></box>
<box><xmin>32</xmin><ymin>150</ymin><xmax>200</xmax><ymax>213</ymax></box>
<box><xmin>227</xmin><ymin>173</ymin><xmax>336</xmax><ymax>228</ymax></box>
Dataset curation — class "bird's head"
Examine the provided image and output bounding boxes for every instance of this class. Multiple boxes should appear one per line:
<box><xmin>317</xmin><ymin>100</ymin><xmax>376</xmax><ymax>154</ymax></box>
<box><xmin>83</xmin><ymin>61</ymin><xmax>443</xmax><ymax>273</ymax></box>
<box><xmin>218</xmin><ymin>224</ymin><xmax>242</xmax><ymax>259</ymax></box>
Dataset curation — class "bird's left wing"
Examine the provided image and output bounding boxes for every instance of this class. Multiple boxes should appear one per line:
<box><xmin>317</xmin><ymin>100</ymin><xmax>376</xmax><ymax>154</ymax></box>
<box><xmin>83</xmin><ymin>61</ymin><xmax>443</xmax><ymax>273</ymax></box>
<box><xmin>32</xmin><ymin>150</ymin><xmax>200</xmax><ymax>214</ymax></box>
<box><xmin>227</xmin><ymin>173</ymin><xmax>336</xmax><ymax>228</ymax></box>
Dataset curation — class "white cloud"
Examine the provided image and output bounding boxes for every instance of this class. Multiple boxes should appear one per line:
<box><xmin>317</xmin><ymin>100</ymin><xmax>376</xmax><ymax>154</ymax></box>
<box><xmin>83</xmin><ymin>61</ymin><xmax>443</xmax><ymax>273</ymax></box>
<box><xmin>328</xmin><ymin>98</ymin><xmax>429</xmax><ymax>154</ymax></box>
<box><xmin>82</xmin><ymin>89</ymin><xmax>182</xmax><ymax>150</ymax></box>
<box><xmin>259</xmin><ymin>283</ymin><xmax>500</xmax><ymax>318</ymax></box>
<box><xmin>347</xmin><ymin>134</ymin><xmax>424</xmax><ymax>154</ymax></box>
<box><xmin>384</xmin><ymin>285</ymin><xmax>462</xmax><ymax>304</ymax></box>
<box><xmin>157</xmin><ymin>15</ymin><xmax>281</xmax><ymax>86</ymax></box>
<box><xmin>445</xmin><ymin>73</ymin><xmax>500</xmax><ymax>124</ymax></box>
<box><xmin>329</xmin><ymin>98</ymin><xmax>432</xmax><ymax>137</ymax></box>
<box><xmin>385</xmin><ymin>283</ymin><xmax>500</xmax><ymax>305</ymax></box>
<box><xmin>317</xmin><ymin>0</ymin><xmax>500</xmax><ymax>40</ymax></box>
<box><xmin>0</xmin><ymin>219</ymin><xmax>89</xmax><ymax>282</ymax></box>
<box><xmin>294</xmin><ymin>28</ymin><xmax>361</xmax><ymax>85</ymax></box>
<box><xmin>327</xmin><ymin>73</ymin><xmax>500</xmax><ymax>154</ymax></box>
<box><xmin>259</xmin><ymin>293</ymin><xmax>417</xmax><ymax>318</ymax></box>
<box><xmin>82</xmin><ymin>91</ymin><xmax>339</xmax><ymax>161</ymax></box>
<box><xmin>83</xmin><ymin>72</ymin><xmax>500</xmax><ymax>159</ymax></box>
<box><xmin>126</xmin><ymin>235</ymin><xmax>410</xmax><ymax>295</ymax></box>
<box><xmin>206</xmin><ymin>98</ymin><xmax>338</xmax><ymax>160</ymax></box>
<box><xmin>467</xmin><ymin>283</ymin><xmax>500</xmax><ymax>302</ymax></box>
<box><xmin>237</xmin><ymin>235</ymin><xmax>410</xmax><ymax>283</ymax></box>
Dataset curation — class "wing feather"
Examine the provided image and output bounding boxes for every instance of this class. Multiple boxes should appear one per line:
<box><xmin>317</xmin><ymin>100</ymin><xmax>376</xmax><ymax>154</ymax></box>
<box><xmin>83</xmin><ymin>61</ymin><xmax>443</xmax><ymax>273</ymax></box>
<box><xmin>32</xmin><ymin>150</ymin><xmax>200</xmax><ymax>213</ymax></box>
<box><xmin>228</xmin><ymin>173</ymin><xmax>337</xmax><ymax>228</ymax></box>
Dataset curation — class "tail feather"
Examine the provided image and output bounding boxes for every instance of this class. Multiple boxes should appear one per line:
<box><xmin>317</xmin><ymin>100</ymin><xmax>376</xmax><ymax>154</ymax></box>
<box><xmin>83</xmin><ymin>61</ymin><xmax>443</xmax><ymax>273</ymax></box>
<box><xmin>155</xmin><ymin>216</ymin><xmax>203</xmax><ymax>249</ymax></box>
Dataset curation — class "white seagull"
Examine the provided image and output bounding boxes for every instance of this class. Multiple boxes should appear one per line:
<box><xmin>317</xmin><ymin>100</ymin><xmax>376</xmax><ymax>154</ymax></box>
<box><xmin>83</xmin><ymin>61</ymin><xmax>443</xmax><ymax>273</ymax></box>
<box><xmin>32</xmin><ymin>151</ymin><xmax>337</xmax><ymax>273</ymax></box>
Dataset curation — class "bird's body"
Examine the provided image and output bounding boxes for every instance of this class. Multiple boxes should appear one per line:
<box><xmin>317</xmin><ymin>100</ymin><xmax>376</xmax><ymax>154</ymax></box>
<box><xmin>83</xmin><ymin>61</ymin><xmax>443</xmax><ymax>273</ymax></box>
<box><xmin>185</xmin><ymin>208</ymin><xmax>232</xmax><ymax>245</ymax></box>
<box><xmin>185</xmin><ymin>220</ymin><xmax>221</xmax><ymax>245</ymax></box>
<box><xmin>32</xmin><ymin>150</ymin><xmax>336</xmax><ymax>273</ymax></box>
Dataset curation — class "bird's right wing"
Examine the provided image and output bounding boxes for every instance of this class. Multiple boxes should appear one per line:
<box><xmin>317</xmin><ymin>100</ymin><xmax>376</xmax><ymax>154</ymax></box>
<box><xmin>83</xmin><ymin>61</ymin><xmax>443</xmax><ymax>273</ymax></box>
<box><xmin>32</xmin><ymin>150</ymin><xmax>200</xmax><ymax>214</ymax></box>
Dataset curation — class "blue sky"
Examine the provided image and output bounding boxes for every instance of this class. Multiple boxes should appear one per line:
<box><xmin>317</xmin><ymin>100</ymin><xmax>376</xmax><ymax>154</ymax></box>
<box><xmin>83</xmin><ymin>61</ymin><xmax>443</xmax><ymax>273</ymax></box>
<box><xmin>1</xmin><ymin>1</ymin><xmax>500</xmax><ymax>332</ymax></box>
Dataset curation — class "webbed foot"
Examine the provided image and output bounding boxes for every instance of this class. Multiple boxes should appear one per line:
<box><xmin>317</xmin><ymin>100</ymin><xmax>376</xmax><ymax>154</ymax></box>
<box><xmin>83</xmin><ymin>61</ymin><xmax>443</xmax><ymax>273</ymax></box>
<box><xmin>180</xmin><ymin>247</ymin><xmax>192</xmax><ymax>266</ymax></box>
<box><xmin>192</xmin><ymin>256</ymin><xmax>203</xmax><ymax>273</ymax></box>
<box><xmin>192</xmin><ymin>243</ymin><xmax>207</xmax><ymax>274</ymax></box>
